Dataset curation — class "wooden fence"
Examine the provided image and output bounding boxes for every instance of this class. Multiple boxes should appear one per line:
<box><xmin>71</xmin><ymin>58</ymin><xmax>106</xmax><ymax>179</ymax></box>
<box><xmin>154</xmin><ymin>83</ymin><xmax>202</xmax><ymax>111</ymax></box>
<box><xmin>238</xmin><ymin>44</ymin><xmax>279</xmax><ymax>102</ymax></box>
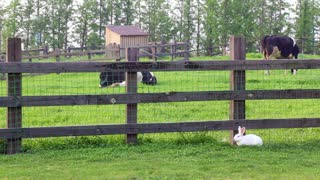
<box><xmin>1</xmin><ymin>36</ymin><xmax>320</xmax><ymax>154</ymax></box>
<box><xmin>0</xmin><ymin>45</ymin><xmax>107</xmax><ymax>62</ymax></box>
<box><xmin>0</xmin><ymin>41</ymin><xmax>188</xmax><ymax>63</ymax></box>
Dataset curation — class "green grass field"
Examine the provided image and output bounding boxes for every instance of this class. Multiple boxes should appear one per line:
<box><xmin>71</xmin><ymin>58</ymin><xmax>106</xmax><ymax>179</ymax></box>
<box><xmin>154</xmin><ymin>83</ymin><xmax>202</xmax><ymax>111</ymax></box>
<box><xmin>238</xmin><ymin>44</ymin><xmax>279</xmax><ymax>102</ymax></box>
<box><xmin>0</xmin><ymin>53</ymin><xmax>320</xmax><ymax>179</ymax></box>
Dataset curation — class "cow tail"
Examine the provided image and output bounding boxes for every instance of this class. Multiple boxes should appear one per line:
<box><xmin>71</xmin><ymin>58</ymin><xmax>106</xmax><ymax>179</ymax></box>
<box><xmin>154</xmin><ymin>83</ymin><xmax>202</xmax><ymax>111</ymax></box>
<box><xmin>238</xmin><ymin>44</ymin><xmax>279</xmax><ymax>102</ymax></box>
<box><xmin>261</xmin><ymin>36</ymin><xmax>270</xmax><ymax>59</ymax></box>
<box><xmin>261</xmin><ymin>35</ymin><xmax>270</xmax><ymax>51</ymax></box>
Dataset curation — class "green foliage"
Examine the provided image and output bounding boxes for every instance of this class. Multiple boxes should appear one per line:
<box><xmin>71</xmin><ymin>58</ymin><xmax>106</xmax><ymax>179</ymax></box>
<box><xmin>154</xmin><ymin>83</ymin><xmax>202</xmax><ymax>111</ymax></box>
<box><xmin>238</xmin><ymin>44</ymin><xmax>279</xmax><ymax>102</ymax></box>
<box><xmin>140</xmin><ymin>0</ymin><xmax>174</xmax><ymax>42</ymax></box>
<box><xmin>2</xmin><ymin>0</ymin><xmax>23</xmax><ymax>42</ymax></box>
<box><xmin>295</xmin><ymin>0</ymin><xmax>319</xmax><ymax>54</ymax></box>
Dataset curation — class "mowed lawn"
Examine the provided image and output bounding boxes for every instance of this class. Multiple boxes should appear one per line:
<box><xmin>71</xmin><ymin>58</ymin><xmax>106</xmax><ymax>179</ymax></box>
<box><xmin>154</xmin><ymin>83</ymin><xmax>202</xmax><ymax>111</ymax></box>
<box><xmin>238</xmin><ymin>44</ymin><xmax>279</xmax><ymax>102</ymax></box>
<box><xmin>0</xmin><ymin>54</ymin><xmax>320</xmax><ymax>179</ymax></box>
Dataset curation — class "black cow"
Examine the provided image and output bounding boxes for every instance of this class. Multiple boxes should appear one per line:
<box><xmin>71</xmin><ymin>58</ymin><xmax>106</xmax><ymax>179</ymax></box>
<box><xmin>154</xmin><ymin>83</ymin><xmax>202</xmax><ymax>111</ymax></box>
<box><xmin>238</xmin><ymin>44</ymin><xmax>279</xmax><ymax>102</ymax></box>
<box><xmin>261</xmin><ymin>35</ymin><xmax>300</xmax><ymax>75</ymax></box>
<box><xmin>99</xmin><ymin>71</ymin><xmax>157</xmax><ymax>88</ymax></box>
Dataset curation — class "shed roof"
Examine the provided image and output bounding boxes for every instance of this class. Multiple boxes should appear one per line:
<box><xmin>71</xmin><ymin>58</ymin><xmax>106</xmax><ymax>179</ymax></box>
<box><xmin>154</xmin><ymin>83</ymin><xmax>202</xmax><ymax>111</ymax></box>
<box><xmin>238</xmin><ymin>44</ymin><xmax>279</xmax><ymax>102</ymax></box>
<box><xmin>106</xmin><ymin>25</ymin><xmax>149</xmax><ymax>36</ymax></box>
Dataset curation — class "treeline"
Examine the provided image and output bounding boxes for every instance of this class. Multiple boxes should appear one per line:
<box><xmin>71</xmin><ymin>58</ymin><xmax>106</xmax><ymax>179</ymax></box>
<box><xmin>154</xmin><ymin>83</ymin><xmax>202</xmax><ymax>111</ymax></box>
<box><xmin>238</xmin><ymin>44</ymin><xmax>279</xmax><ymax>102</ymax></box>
<box><xmin>0</xmin><ymin>0</ymin><xmax>319</xmax><ymax>55</ymax></box>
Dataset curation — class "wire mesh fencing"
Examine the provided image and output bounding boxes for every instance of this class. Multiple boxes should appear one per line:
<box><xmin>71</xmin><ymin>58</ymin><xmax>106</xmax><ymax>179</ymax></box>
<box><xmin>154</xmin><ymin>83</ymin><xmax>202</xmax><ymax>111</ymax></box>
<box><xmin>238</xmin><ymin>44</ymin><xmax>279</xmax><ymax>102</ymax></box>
<box><xmin>1</xmin><ymin>37</ymin><xmax>320</xmax><ymax>154</ymax></box>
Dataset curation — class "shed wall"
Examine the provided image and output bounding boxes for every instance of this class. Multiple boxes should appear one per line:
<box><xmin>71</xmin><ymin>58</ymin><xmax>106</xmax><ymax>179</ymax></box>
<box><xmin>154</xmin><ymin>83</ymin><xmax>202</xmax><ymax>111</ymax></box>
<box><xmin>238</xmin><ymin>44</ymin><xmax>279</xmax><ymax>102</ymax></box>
<box><xmin>120</xmin><ymin>36</ymin><xmax>148</xmax><ymax>57</ymax></box>
<box><xmin>105</xmin><ymin>29</ymin><xmax>121</xmax><ymax>45</ymax></box>
<box><xmin>105</xmin><ymin>26</ymin><xmax>149</xmax><ymax>59</ymax></box>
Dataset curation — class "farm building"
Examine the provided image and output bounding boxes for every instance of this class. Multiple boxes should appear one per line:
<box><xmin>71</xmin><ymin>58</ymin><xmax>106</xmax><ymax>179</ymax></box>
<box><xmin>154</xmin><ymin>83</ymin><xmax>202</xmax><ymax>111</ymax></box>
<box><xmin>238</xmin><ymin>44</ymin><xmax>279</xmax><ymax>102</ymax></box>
<box><xmin>105</xmin><ymin>25</ymin><xmax>149</xmax><ymax>58</ymax></box>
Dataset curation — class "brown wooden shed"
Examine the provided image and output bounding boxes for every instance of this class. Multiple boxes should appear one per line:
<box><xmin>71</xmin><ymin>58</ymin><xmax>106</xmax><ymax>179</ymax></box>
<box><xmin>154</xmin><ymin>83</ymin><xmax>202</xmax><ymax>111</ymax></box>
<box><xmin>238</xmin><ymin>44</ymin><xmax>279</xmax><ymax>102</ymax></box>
<box><xmin>105</xmin><ymin>25</ymin><xmax>149</xmax><ymax>58</ymax></box>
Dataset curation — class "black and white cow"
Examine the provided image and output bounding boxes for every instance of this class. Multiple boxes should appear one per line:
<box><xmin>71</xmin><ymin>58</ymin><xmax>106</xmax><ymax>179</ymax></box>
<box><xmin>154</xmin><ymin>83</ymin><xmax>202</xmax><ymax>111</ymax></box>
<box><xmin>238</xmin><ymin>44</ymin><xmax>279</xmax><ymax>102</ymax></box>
<box><xmin>261</xmin><ymin>35</ymin><xmax>300</xmax><ymax>75</ymax></box>
<box><xmin>99</xmin><ymin>71</ymin><xmax>157</xmax><ymax>87</ymax></box>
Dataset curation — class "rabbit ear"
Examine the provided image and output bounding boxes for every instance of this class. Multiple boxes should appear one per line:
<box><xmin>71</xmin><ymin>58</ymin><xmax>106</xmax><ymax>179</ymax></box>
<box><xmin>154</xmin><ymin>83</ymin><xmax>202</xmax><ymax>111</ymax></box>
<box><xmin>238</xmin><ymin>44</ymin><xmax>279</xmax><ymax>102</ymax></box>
<box><xmin>241</xmin><ymin>127</ymin><xmax>246</xmax><ymax>135</ymax></box>
<box><xmin>238</xmin><ymin>126</ymin><xmax>242</xmax><ymax>134</ymax></box>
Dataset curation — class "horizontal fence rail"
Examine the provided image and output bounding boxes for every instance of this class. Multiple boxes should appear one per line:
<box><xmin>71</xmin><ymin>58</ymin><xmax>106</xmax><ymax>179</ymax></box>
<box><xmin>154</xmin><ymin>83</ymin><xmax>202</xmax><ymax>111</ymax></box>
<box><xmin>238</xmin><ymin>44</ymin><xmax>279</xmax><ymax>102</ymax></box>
<box><xmin>1</xmin><ymin>59</ymin><xmax>320</xmax><ymax>73</ymax></box>
<box><xmin>1</xmin><ymin>89</ymin><xmax>320</xmax><ymax>107</ymax></box>
<box><xmin>1</xmin><ymin>118</ymin><xmax>320</xmax><ymax>139</ymax></box>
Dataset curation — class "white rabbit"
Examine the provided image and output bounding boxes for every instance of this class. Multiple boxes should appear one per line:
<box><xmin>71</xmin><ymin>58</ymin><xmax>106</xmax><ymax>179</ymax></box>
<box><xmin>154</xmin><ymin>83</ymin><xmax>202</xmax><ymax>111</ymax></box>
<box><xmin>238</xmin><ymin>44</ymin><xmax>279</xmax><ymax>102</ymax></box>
<box><xmin>233</xmin><ymin>126</ymin><xmax>263</xmax><ymax>146</ymax></box>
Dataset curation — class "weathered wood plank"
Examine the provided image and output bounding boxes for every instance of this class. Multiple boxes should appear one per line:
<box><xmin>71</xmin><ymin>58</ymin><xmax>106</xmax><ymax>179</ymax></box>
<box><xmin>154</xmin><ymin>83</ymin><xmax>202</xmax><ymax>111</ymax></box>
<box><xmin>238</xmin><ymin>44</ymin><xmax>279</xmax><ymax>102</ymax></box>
<box><xmin>229</xmin><ymin>36</ymin><xmax>246</xmax><ymax>144</ymax></box>
<box><xmin>22</xmin><ymin>50</ymin><xmax>106</xmax><ymax>59</ymax></box>
<box><xmin>6</xmin><ymin>38</ymin><xmax>22</xmax><ymax>154</ymax></box>
<box><xmin>1</xmin><ymin>59</ymin><xmax>320</xmax><ymax>73</ymax></box>
<box><xmin>1</xmin><ymin>89</ymin><xmax>320</xmax><ymax>107</ymax></box>
<box><xmin>126</xmin><ymin>48</ymin><xmax>139</xmax><ymax>144</ymax></box>
<box><xmin>1</xmin><ymin>118</ymin><xmax>320</xmax><ymax>139</ymax></box>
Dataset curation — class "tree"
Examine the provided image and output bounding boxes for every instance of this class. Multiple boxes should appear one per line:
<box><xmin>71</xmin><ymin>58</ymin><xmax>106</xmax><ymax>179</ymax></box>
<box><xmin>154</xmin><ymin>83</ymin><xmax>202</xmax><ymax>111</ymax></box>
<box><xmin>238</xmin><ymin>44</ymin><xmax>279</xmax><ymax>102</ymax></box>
<box><xmin>203</xmin><ymin>0</ymin><xmax>219</xmax><ymax>55</ymax></box>
<box><xmin>140</xmin><ymin>0</ymin><xmax>173</xmax><ymax>42</ymax></box>
<box><xmin>31</xmin><ymin>0</ymin><xmax>48</xmax><ymax>48</ymax></box>
<box><xmin>46</xmin><ymin>0</ymin><xmax>73</xmax><ymax>49</ymax></box>
<box><xmin>195</xmin><ymin>0</ymin><xmax>204</xmax><ymax>56</ymax></box>
<box><xmin>20</xmin><ymin>0</ymin><xmax>35</xmax><ymax>49</ymax></box>
<box><xmin>182</xmin><ymin>0</ymin><xmax>195</xmax><ymax>45</ymax></box>
<box><xmin>133</xmin><ymin>0</ymin><xmax>143</xmax><ymax>28</ymax></box>
<box><xmin>266</xmin><ymin>0</ymin><xmax>291</xmax><ymax>35</ymax></box>
<box><xmin>229</xmin><ymin>0</ymin><xmax>258</xmax><ymax>52</ymax></box>
<box><xmin>122</xmin><ymin>0</ymin><xmax>134</xmax><ymax>25</ymax></box>
<box><xmin>60</xmin><ymin>0</ymin><xmax>74</xmax><ymax>49</ymax></box>
<box><xmin>295</xmin><ymin>0</ymin><xmax>319</xmax><ymax>54</ymax></box>
<box><xmin>98</xmin><ymin>0</ymin><xmax>108</xmax><ymax>44</ymax></box>
<box><xmin>113</xmin><ymin>0</ymin><xmax>122</xmax><ymax>25</ymax></box>
<box><xmin>0</xmin><ymin>4</ymin><xmax>5</xmax><ymax>52</ymax></box>
<box><xmin>2</xmin><ymin>0</ymin><xmax>23</xmax><ymax>41</ymax></box>
<box><xmin>218</xmin><ymin>0</ymin><xmax>232</xmax><ymax>53</ymax></box>
<box><xmin>73</xmin><ymin>0</ymin><xmax>99</xmax><ymax>48</ymax></box>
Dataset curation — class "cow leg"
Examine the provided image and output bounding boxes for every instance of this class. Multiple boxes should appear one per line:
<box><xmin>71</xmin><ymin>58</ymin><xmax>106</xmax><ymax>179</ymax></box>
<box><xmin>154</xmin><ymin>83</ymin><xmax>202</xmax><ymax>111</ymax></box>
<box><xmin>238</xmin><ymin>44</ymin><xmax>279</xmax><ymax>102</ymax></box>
<box><xmin>266</xmin><ymin>46</ymin><xmax>282</xmax><ymax>75</ymax></box>
<box><xmin>288</xmin><ymin>54</ymin><xmax>297</xmax><ymax>75</ymax></box>
<box><xmin>284</xmin><ymin>56</ymin><xmax>289</xmax><ymax>75</ymax></box>
<box><xmin>281</xmin><ymin>57</ymin><xmax>289</xmax><ymax>75</ymax></box>
<box><xmin>263</xmin><ymin>51</ymin><xmax>270</xmax><ymax>75</ymax></box>
<box><xmin>265</xmin><ymin>54</ymin><xmax>273</xmax><ymax>75</ymax></box>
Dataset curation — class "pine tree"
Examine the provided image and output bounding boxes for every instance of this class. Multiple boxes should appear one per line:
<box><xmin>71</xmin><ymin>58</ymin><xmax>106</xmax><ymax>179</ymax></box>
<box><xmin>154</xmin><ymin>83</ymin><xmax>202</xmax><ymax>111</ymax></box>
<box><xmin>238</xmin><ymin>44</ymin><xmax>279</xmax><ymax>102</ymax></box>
<box><xmin>2</xmin><ymin>0</ymin><xmax>23</xmax><ymax>40</ymax></box>
<box><xmin>73</xmin><ymin>0</ymin><xmax>99</xmax><ymax>48</ymax></box>
<box><xmin>140</xmin><ymin>0</ymin><xmax>173</xmax><ymax>42</ymax></box>
<box><xmin>295</xmin><ymin>0</ymin><xmax>319</xmax><ymax>54</ymax></box>
<box><xmin>203</xmin><ymin>0</ymin><xmax>219</xmax><ymax>55</ymax></box>
<box><xmin>195</xmin><ymin>0</ymin><xmax>204</xmax><ymax>56</ymax></box>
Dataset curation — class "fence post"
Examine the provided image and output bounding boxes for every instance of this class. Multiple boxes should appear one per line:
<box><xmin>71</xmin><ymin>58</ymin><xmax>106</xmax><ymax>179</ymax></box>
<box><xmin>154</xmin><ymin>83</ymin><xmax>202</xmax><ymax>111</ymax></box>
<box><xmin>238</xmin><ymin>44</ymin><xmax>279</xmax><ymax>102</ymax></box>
<box><xmin>172</xmin><ymin>41</ymin><xmax>177</xmax><ymax>60</ymax></box>
<box><xmin>87</xmin><ymin>51</ymin><xmax>91</xmax><ymax>60</ymax></box>
<box><xmin>67</xmin><ymin>46</ymin><xmax>72</xmax><ymax>58</ymax></box>
<box><xmin>151</xmin><ymin>42</ymin><xmax>157</xmax><ymax>61</ymax></box>
<box><xmin>229</xmin><ymin>36</ymin><xmax>246</xmax><ymax>145</ymax></box>
<box><xmin>116</xmin><ymin>44</ymin><xmax>121</xmax><ymax>61</ymax></box>
<box><xmin>170</xmin><ymin>43</ymin><xmax>174</xmax><ymax>61</ymax></box>
<box><xmin>184</xmin><ymin>41</ymin><xmax>190</xmax><ymax>60</ymax></box>
<box><xmin>126</xmin><ymin>48</ymin><xmax>139</xmax><ymax>144</ymax></box>
<box><xmin>0</xmin><ymin>54</ymin><xmax>6</xmax><ymax>80</ymax></box>
<box><xmin>55</xmin><ymin>48</ymin><xmax>60</xmax><ymax>62</ymax></box>
<box><xmin>6</xmin><ymin>38</ymin><xmax>22</xmax><ymax>154</ymax></box>
<box><xmin>104</xmin><ymin>44</ymin><xmax>109</xmax><ymax>58</ymax></box>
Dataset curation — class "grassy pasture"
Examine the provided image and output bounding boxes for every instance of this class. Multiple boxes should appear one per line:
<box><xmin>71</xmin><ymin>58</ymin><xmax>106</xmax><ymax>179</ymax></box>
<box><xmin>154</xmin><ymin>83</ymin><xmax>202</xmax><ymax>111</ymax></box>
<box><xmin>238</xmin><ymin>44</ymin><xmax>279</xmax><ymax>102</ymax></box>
<box><xmin>0</xmin><ymin>54</ymin><xmax>320</xmax><ymax>179</ymax></box>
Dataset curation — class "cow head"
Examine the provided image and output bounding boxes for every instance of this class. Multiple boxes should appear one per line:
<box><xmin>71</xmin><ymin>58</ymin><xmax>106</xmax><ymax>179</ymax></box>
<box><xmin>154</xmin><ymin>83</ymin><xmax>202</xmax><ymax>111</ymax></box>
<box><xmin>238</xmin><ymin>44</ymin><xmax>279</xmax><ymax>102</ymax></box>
<box><xmin>141</xmin><ymin>72</ymin><xmax>157</xmax><ymax>85</ymax></box>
